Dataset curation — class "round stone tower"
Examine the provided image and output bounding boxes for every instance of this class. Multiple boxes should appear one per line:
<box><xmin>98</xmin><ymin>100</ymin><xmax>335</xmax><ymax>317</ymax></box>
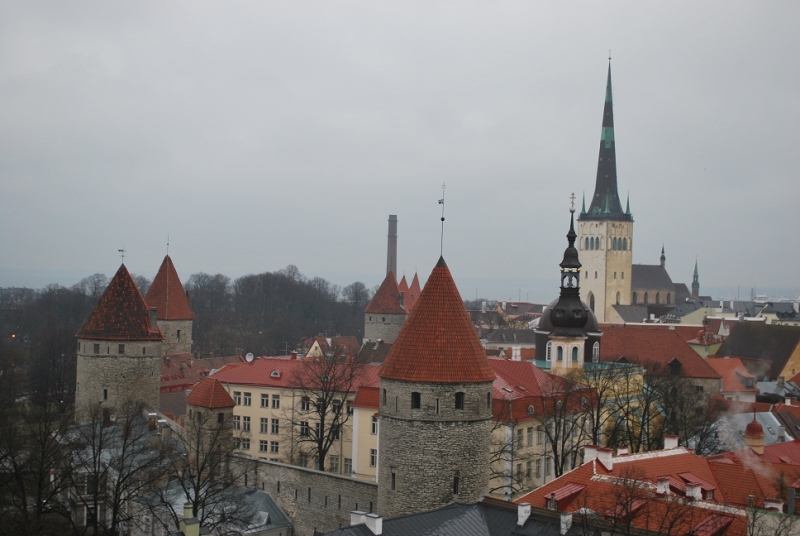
<box><xmin>145</xmin><ymin>255</ymin><xmax>194</xmax><ymax>355</ymax></box>
<box><xmin>377</xmin><ymin>256</ymin><xmax>495</xmax><ymax>518</ymax></box>
<box><xmin>75</xmin><ymin>264</ymin><xmax>164</xmax><ymax>421</ymax></box>
<box><xmin>363</xmin><ymin>271</ymin><xmax>408</xmax><ymax>344</ymax></box>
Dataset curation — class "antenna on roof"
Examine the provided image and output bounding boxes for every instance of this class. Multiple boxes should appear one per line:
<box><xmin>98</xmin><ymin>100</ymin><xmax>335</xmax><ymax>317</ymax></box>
<box><xmin>438</xmin><ymin>182</ymin><xmax>446</xmax><ymax>256</ymax></box>
<box><xmin>118</xmin><ymin>248</ymin><xmax>126</xmax><ymax>263</ymax></box>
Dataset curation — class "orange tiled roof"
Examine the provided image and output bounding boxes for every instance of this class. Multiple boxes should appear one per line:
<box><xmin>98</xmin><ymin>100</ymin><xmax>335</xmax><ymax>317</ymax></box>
<box><xmin>599</xmin><ymin>324</ymin><xmax>721</xmax><ymax>379</ymax></box>
<box><xmin>185</xmin><ymin>377</ymin><xmax>235</xmax><ymax>408</ymax></box>
<box><xmin>76</xmin><ymin>264</ymin><xmax>163</xmax><ymax>341</ymax></box>
<box><xmin>364</xmin><ymin>271</ymin><xmax>406</xmax><ymax>314</ymax></box>
<box><xmin>160</xmin><ymin>353</ymin><xmax>244</xmax><ymax>392</ymax></box>
<box><xmin>706</xmin><ymin>357</ymin><xmax>757</xmax><ymax>394</ymax></box>
<box><xmin>145</xmin><ymin>255</ymin><xmax>194</xmax><ymax>320</ymax></box>
<box><xmin>352</xmin><ymin>386</ymin><xmax>379</xmax><ymax>409</ymax></box>
<box><xmin>409</xmin><ymin>273</ymin><xmax>422</xmax><ymax>311</ymax></box>
<box><xmin>380</xmin><ymin>257</ymin><xmax>495</xmax><ymax>384</ymax></box>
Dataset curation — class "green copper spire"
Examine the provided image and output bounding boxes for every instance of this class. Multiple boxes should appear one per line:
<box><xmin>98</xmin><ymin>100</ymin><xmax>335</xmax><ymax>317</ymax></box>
<box><xmin>625</xmin><ymin>192</ymin><xmax>630</xmax><ymax>215</ymax></box>
<box><xmin>580</xmin><ymin>60</ymin><xmax>631</xmax><ymax>222</ymax></box>
<box><xmin>581</xmin><ymin>191</ymin><xmax>587</xmax><ymax>215</ymax></box>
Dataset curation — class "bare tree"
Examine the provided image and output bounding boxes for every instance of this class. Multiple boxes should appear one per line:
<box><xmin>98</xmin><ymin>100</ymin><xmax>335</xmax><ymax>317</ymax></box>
<box><xmin>342</xmin><ymin>282</ymin><xmax>371</xmax><ymax>317</ymax></box>
<box><xmin>285</xmin><ymin>350</ymin><xmax>364</xmax><ymax>471</ymax></box>
<box><xmin>73</xmin><ymin>273</ymin><xmax>108</xmax><ymax>303</ymax></box>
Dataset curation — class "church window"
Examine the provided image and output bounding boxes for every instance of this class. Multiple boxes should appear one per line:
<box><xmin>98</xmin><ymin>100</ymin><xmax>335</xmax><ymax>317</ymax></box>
<box><xmin>612</xmin><ymin>237</ymin><xmax>617</xmax><ymax>250</ymax></box>
<box><xmin>589</xmin><ymin>293</ymin><xmax>595</xmax><ymax>312</ymax></box>
<box><xmin>616</xmin><ymin>292</ymin><xmax>621</xmax><ymax>305</ymax></box>
<box><xmin>545</xmin><ymin>341</ymin><xmax>553</xmax><ymax>362</ymax></box>
<box><xmin>455</xmin><ymin>392</ymin><xmax>465</xmax><ymax>410</ymax></box>
<box><xmin>623</xmin><ymin>238</ymin><xmax>627</xmax><ymax>250</ymax></box>
<box><xmin>614</xmin><ymin>272</ymin><xmax>617</xmax><ymax>279</ymax></box>
<box><xmin>632</xmin><ymin>292</ymin><xmax>637</xmax><ymax>303</ymax></box>
<box><xmin>644</xmin><ymin>292</ymin><xmax>649</xmax><ymax>304</ymax></box>
<box><xmin>667</xmin><ymin>293</ymin><xmax>671</xmax><ymax>304</ymax></box>
<box><xmin>656</xmin><ymin>292</ymin><xmax>660</xmax><ymax>304</ymax></box>
<box><xmin>592</xmin><ymin>342</ymin><xmax>600</xmax><ymax>363</ymax></box>
<box><xmin>411</xmin><ymin>392</ymin><xmax>421</xmax><ymax>409</ymax></box>
<box><xmin>572</xmin><ymin>347</ymin><xmax>579</xmax><ymax>362</ymax></box>
<box><xmin>557</xmin><ymin>346</ymin><xmax>563</xmax><ymax>361</ymax></box>
<box><xmin>585</xmin><ymin>237</ymin><xmax>589</xmax><ymax>250</ymax></box>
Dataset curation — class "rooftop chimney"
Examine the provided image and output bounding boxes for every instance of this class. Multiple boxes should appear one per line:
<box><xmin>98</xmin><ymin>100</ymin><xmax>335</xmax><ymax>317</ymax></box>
<box><xmin>386</xmin><ymin>215</ymin><xmax>397</xmax><ymax>277</ymax></box>
<box><xmin>560</xmin><ymin>512</ymin><xmax>573</xmax><ymax>535</ymax></box>
<box><xmin>664</xmin><ymin>435</ymin><xmax>679</xmax><ymax>450</ymax></box>
<box><xmin>365</xmin><ymin>513</ymin><xmax>383</xmax><ymax>535</ymax></box>
<box><xmin>596</xmin><ymin>447</ymin><xmax>613</xmax><ymax>470</ymax></box>
<box><xmin>583</xmin><ymin>445</ymin><xmax>598</xmax><ymax>463</ymax></box>
<box><xmin>517</xmin><ymin>503</ymin><xmax>531</xmax><ymax>526</ymax></box>
<box><xmin>657</xmin><ymin>476</ymin><xmax>671</xmax><ymax>495</ymax></box>
<box><xmin>616</xmin><ymin>446</ymin><xmax>629</xmax><ymax>456</ymax></box>
<box><xmin>764</xmin><ymin>498</ymin><xmax>784</xmax><ymax>512</ymax></box>
<box><xmin>350</xmin><ymin>510</ymin><xmax>367</xmax><ymax>527</ymax></box>
<box><xmin>686</xmin><ymin>483</ymin><xmax>702</xmax><ymax>501</ymax></box>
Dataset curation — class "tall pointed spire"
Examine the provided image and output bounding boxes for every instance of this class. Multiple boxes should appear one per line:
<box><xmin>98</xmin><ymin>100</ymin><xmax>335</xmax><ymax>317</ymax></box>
<box><xmin>660</xmin><ymin>245</ymin><xmax>666</xmax><ymax>268</ymax></box>
<box><xmin>580</xmin><ymin>60</ymin><xmax>631</xmax><ymax>221</ymax></box>
<box><xmin>692</xmin><ymin>259</ymin><xmax>700</xmax><ymax>300</ymax></box>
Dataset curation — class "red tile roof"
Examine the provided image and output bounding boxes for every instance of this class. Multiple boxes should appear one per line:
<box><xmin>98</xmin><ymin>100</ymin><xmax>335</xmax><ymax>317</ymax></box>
<box><xmin>185</xmin><ymin>377</ymin><xmax>235</xmax><ymax>408</ymax></box>
<box><xmin>160</xmin><ymin>353</ymin><xmax>244</xmax><ymax>392</ymax></box>
<box><xmin>352</xmin><ymin>386</ymin><xmax>379</xmax><ymax>409</ymax></box>
<box><xmin>599</xmin><ymin>324</ymin><xmax>721</xmax><ymax>379</ymax></box>
<box><xmin>364</xmin><ymin>271</ymin><xmax>406</xmax><ymax>314</ymax></box>
<box><xmin>76</xmin><ymin>264</ymin><xmax>163</xmax><ymax>341</ymax></box>
<box><xmin>145</xmin><ymin>255</ymin><xmax>194</xmax><ymax>320</ymax></box>
<box><xmin>409</xmin><ymin>273</ymin><xmax>422</xmax><ymax>312</ymax></box>
<box><xmin>706</xmin><ymin>358</ymin><xmax>757</xmax><ymax>393</ymax></box>
<box><xmin>380</xmin><ymin>257</ymin><xmax>495</xmax><ymax>384</ymax></box>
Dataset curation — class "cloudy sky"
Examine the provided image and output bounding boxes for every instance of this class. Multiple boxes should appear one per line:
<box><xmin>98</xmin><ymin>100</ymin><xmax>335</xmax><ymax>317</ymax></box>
<box><xmin>1</xmin><ymin>2</ymin><xmax>798</xmax><ymax>303</ymax></box>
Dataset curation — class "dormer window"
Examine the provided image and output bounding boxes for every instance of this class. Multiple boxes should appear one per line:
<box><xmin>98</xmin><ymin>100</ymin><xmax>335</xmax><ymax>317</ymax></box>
<box><xmin>270</xmin><ymin>370</ymin><xmax>281</xmax><ymax>378</ymax></box>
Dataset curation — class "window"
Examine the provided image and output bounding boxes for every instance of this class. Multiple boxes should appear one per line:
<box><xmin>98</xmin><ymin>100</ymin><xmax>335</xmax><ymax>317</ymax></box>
<box><xmin>546</xmin><ymin>341</ymin><xmax>552</xmax><ymax>362</ymax></box>
<box><xmin>301</xmin><ymin>396</ymin><xmax>310</xmax><ymax>411</ymax></box>
<box><xmin>333</xmin><ymin>400</ymin><xmax>342</xmax><ymax>414</ymax></box>
<box><xmin>545</xmin><ymin>456</ymin><xmax>552</xmax><ymax>475</ymax></box>
<box><xmin>667</xmin><ymin>292</ymin><xmax>671</xmax><ymax>304</ymax></box>
<box><xmin>271</xmin><ymin>418</ymin><xmax>279</xmax><ymax>434</ymax></box>
<box><xmin>259</xmin><ymin>440</ymin><xmax>268</xmax><ymax>453</ymax></box>
<box><xmin>453</xmin><ymin>476</ymin><xmax>460</xmax><ymax>495</ymax></box>
<box><xmin>517</xmin><ymin>428</ymin><xmax>523</xmax><ymax>449</ymax></box>
<box><xmin>455</xmin><ymin>392</ymin><xmax>465</xmax><ymax>410</ymax></box>
<box><xmin>177</xmin><ymin>329</ymin><xmax>181</xmax><ymax>340</ymax></box>
<box><xmin>299</xmin><ymin>454</ymin><xmax>308</xmax><ymax>467</ymax></box>
<box><xmin>371</xmin><ymin>416</ymin><xmax>378</xmax><ymax>435</ymax></box>
<box><xmin>300</xmin><ymin>421</ymin><xmax>309</xmax><ymax>436</ymax></box>
<box><xmin>103</xmin><ymin>388</ymin><xmax>108</xmax><ymax>401</ymax></box>
<box><xmin>536</xmin><ymin>459</ymin><xmax>542</xmax><ymax>478</ymax></box>
<box><xmin>332</xmin><ymin>425</ymin><xmax>340</xmax><ymax>440</ymax></box>
<box><xmin>261</xmin><ymin>394</ymin><xmax>269</xmax><ymax>407</ymax></box>
<box><xmin>537</xmin><ymin>425</ymin><xmax>544</xmax><ymax>444</ymax></box>
<box><xmin>411</xmin><ymin>392</ymin><xmax>421</xmax><ymax>409</ymax></box>
<box><xmin>526</xmin><ymin>460</ymin><xmax>532</xmax><ymax>479</ymax></box>
<box><xmin>233</xmin><ymin>416</ymin><xmax>241</xmax><ymax>430</ymax></box>
<box><xmin>217</xmin><ymin>412</ymin><xmax>224</xmax><ymax>423</ymax></box>
<box><xmin>516</xmin><ymin>463</ymin><xmax>523</xmax><ymax>480</ymax></box>
<box><xmin>242</xmin><ymin>416</ymin><xmax>250</xmax><ymax>432</ymax></box>
<box><xmin>527</xmin><ymin>427</ymin><xmax>533</xmax><ymax>447</ymax></box>
<box><xmin>487</xmin><ymin>393</ymin><xmax>491</xmax><ymax>408</ymax></box>
<box><xmin>344</xmin><ymin>458</ymin><xmax>353</xmax><ymax>474</ymax></box>
<box><xmin>589</xmin><ymin>293</ymin><xmax>595</xmax><ymax>311</ymax></box>
<box><xmin>557</xmin><ymin>346</ymin><xmax>563</xmax><ymax>361</ymax></box>
<box><xmin>644</xmin><ymin>292</ymin><xmax>649</xmax><ymax>304</ymax></box>
<box><xmin>142</xmin><ymin>347</ymin><xmax>146</xmax><ymax>355</ymax></box>
<box><xmin>270</xmin><ymin>441</ymin><xmax>279</xmax><ymax>454</ymax></box>
<box><xmin>382</xmin><ymin>389</ymin><xmax>387</xmax><ymax>405</ymax></box>
<box><xmin>370</xmin><ymin>449</ymin><xmax>377</xmax><ymax>467</ymax></box>
<box><xmin>329</xmin><ymin>455</ymin><xmax>339</xmax><ymax>473</ymax></box>
<box><xmin>243</xmin><ymin>392</ymin><xmax>251</xmax><ymax>406</ymax></box>
<box><xmin>233</xmin><ymin>391</ymin><xmax>242</xmax><ymax>405</ymax></box>
<box><xmin>616</xmin><ymin>291</ymin><xmax>621</xmax><ymax>305</ymax></box>
<box><xmin>592</xmin><ymin>342</ymin><xmax>600</xmax><ymax>363</ymax></box>
<box><xmin>271</xmin><ymin>395</ymin><xmax>280</xmax><ymax>409</ymax></box>
<box><xmin>656</xmin><ymin>292</ymin><xmax>660</xmax><ymax>304</ymax></box>
<box><xmin>613</xmin><ymin>271</ymin><xmax>617</xmax><ymax>279</ymax></box>
<box><xmin>632</xmin><ymin>291</ymin><xmax>638</xmax><ymax>304</ymax></box>
<box><xmin>94</xmin><ymin>343</ymin><xmax>100</xmax><ymax>354</ymax></box>
<box><xmin>572</xmin><ymin>347</ymin><xmax>579</xmax><ymax>362</ymax></box>
<box><xmin>260</xmin><ymin>418</ymin><xmax>268</xmax><ymax>434</ymax></box>
<box><xmin>391</xmin><ymin>471</ymin><xmax>396</xmax><ymax>490</ymax></box>
<box><xmin>233</xmin><ymin>437</ymin><xmax>240</xmax><ymax>449</ymax></box>
<box><xmin>118</xmin><ymin>344</ymin><xmax>125</xmax><ymax>354</ymax></box>
<box><xmin>695</xmin><ymin>385</ymin><xmax>704</xmax><ymax>392</ymax></box>
<box><xmin>241</xmin><ymin>438</ymin><xmax>250</xmax><ymax>450</ymax></box>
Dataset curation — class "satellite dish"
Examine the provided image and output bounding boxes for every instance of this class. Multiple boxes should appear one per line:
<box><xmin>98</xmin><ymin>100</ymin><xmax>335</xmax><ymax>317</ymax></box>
<box><xmin>245</xmin><ymin>352</ymin><xmax>254</xmax><ymax>362</ymax></box>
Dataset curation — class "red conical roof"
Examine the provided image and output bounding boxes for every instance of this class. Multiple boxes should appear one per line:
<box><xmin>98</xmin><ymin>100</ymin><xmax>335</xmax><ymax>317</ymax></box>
<box><xmin>408</xmin><ymin>273</ymin><xmax>422</xmax><ymax>311</ymax></box>
<box><xmin>76</xmin><ymin>264</ymin><xmax>163</xmax><ymax>341</ymax></box>
<box><xmin>380</xmin><ymin>257</ymin><xmax>495</xmax><ymax>383</ymax></box>
<box><xmin>365</xmin><ymin>271</ymin><xmax>406</xmax><ymax>314</ymax></box>
<box><xmin>145</xmin><ymin>255</ymin><xmax>194</xmax><ymax>320</ymax></box>
<box><xmin>185</xmin><ymin>377</ymin><xmax>235</xmax><ymax>409</ymax></box>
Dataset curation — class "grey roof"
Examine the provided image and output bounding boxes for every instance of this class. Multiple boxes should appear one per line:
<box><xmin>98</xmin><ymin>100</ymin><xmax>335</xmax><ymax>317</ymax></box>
<box><xmin>483</xmin><ymin>329</ymin><xmax>538</xmax><ymax>345</ymax></box>
<box><xmin>673</xmin><ymin>283</ymin><xmax>691</xmax><ymax>304</ymax></box>
<box><xmin>612</xmin><ymin>304</ymin><xmax>649</xmax><ymax>323</ymax></box>
<box><xmin>715</xmin><ymin>323</ymin><xmax>800</xmax><ymax>379</ymax></box>
<box><xmin>757</xmin><ymin>381</ymin><xmax>800</xmax><ymax>398</ymax></box>
<box><xmin>712</xmin><ymin>412</ymin><xmax>795</xmax><ymax>451</ymax></box>
<box><xmin>319</xmin><ymin>500</ymin><xmax>588</xmax><ymax>536</ymax></box>
<box><xmin>631</xmin><ymin>264</ymin><xmax>674</xmax><ymax>291</ymax></box>
<box><xmin>356</xmin><ymin>340</ymin><xmax>393</xmax><ymax>364</ymax></box>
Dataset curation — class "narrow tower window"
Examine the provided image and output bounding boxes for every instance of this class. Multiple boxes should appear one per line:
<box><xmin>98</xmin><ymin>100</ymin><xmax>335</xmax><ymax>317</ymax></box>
<box><xmin>411</xmin><ymin>392</ymin><xmax>421</xmax><ymax>409</ymax></box>
<box><xmin>455</xmin><ymin>392</ymin><xmax>465</xmax><ymax>410</ymax></box>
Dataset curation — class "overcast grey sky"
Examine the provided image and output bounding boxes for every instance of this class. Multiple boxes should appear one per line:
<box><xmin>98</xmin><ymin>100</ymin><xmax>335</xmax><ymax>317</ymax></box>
<box><xmin>1</xmin><ymin>2</ymin><xmax>798</xmax><ymax>303</ymax></box>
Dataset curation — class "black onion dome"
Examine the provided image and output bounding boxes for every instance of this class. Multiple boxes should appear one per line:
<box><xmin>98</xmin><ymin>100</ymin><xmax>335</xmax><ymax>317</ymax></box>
<box><xmin>538</xmin><ymin>299</ymin><xmax>599</xmax><ymax>336</ymax></box>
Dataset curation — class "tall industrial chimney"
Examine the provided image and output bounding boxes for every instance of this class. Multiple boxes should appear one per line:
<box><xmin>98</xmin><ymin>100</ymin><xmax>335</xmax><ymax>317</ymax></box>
<box><xmin>386</xmin><ymin>215</ymin><xmax>398</xmax><ymax>276</ymax></box>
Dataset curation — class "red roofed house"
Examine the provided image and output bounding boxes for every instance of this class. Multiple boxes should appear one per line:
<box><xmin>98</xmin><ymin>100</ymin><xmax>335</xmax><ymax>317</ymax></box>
<box><xmin>145</xmin><ymin>254</ymin><xmax>194</xmax><ymax>355</ymax></box>
<box><xmin>75</xmin><ymin>264</ymin><xmax>164</xmax><ymax>420</ymax></box>
<box><xmin>706</xmin><ymin>357</ymin><xmax>758</xmax><ymax>403</ymax></box>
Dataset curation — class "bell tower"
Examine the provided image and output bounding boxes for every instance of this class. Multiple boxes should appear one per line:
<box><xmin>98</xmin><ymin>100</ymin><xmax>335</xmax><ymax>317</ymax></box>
<box><xmin>578</xmin><ymin>60</ymin><xmax>633</xmax><ymax>322</ymax></box>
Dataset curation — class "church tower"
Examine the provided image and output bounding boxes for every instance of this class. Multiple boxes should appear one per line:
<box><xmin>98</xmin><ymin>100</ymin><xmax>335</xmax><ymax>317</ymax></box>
<box><xmin>75</xmin><ymin>264</ymin><xmax>164</xmax><ymax>421</ymax></box>
<box><xmin>377</xmin><ymin>257</ymin><xmax>494</xmax><ymax>518</ymax></box>
<box><xmin>691</xmin><ymin>260</ymin><xmax>700</xmax><ymax>300</ymax></box>
<box><xmin>145</xmin><ymin>255</ymin><xmax>194</xmax><ymax>355</ymax></box>
<box><xmin>578</xmin><ymin>61</ymin><xmax>633</xmax><ymax>323</ymax></box>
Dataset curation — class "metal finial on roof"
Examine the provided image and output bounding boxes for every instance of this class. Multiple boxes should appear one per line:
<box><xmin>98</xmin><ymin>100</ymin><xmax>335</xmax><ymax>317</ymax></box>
<box><xmin>166</xmin><ymin>233</ymin><xmax>170</xmax><ymax>256</ymax></box>
<box><xmin>569</xmin><ymin>192</ymin><xmax>576</xmax><ymax>213</ymax></box>
<box><xmin>118</xmin><ymin>248</ymin><xmax>126</xmax><ymax>263</ymax></box>
<box><xmin>438</xmin><ymin>182</ymin><xmax>446</xmax><ymax>256</ymax></box>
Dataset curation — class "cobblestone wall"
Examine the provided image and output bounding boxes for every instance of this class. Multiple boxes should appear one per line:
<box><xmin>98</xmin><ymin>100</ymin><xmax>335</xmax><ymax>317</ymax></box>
<box><xmin>363</xmin><ymin>313</ymin><xmax>406</xmax><ymax>344</ymax></box>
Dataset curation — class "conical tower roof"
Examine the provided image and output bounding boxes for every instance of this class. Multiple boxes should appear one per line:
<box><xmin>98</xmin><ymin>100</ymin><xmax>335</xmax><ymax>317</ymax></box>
<box><xmin>380</xmin><ymin>257</ymin><xmax>495</xmax><ymax>383</ymax></box>
<box><xmin>408</xmin><ymin>272</ymin><xmax>422</xmax><ymax>311</ymax></box>
<box><xmin>365</xmin><ymin>271</ymin><xmax>406</xmax><ymax>314</ymax></box>
<box><xmin>581</xmin><ymin>61</ymin><xmax>631</xmax><ymax>222</ymax></box>
<box><xmin>145</xmin><ymin>255</ymin><xmax>194</xmax><ymax>320</ymax></box>
<box><xmin>185</xmin><ymin>377</ymin><xmax>235</xmax><ymax>409</ymax></box>
<box><xmin>76</xmin><ymin>264</ymin><xmax>163</xmax><ymax>341</ymax></box>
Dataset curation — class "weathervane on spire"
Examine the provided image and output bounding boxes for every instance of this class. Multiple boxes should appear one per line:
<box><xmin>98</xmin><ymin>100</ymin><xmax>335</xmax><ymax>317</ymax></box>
<box><xmin>609</xmin><ymin>50</ymin><xmax>612</xmax><ymax>61</ymax></box>
<box><xmin>438</xmin><ymin>183</ymin><xmax>446</xmax><ymax>256</ymax></box>
<box><xmin>118</xmin><ymin>248</ymin><xmax>126</xmax><ymax>263</ymax></box>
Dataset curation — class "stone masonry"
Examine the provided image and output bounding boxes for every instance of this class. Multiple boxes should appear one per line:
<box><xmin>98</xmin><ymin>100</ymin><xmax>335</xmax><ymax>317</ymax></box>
<box><xmin>363</xmin><ymin>312</ymin><xmax>406</xmax><ymax>344</ymax></box>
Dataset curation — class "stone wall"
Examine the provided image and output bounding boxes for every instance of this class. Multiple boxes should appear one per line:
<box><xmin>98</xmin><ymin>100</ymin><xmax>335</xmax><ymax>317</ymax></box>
<box><xmin>363</xmin><ymin>313</ymin><xmax>406</xmax><ymax>344</ymax></box>
<box><xmin>377</xmin><ymin>378</ymin><xmax>493</xmax><ymax>518</ymax></box>
<box><xmin>239</xmin><ymin>456</ymin><xmax>378</xmax><ymax>536</ymax></box>
<box><xmin>157</xmin><ymin>319</ymin><xmax>193</xmax><ymax>355</ymax></box>
<box><xmin>75</xmin><ymin>338</ymin><xmax>164</xmax><ymax>421</ymax></box>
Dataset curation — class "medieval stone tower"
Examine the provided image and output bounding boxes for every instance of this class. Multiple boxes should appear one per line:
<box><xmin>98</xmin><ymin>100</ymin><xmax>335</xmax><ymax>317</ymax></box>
<box><xmin>363</xmin><ymin>271</ymin><xmax>408</xmax><ymax>344</ymax></box>
<box><xmin>535</xmin><ymin>207</ymin><xmax>602</xmax><ymax>373</ymax></box>
<box><xmin>145</xmin><ymin>255</ymin><xmax>194</xmax><ymax>355</ymax></box>
<box><xmin>75</xmin><ymin>264</ymin><xmax>164</xmax><ymax>420</ymax></box>
<box><xmin>578</xmin><ymin>61</ymin><xmax>634</xmax><ymax>323</ymax></box>
<box><xmin>377</xmin><ymin>257</ymin><xmax>495</xmax><ymax>518</ymax></box>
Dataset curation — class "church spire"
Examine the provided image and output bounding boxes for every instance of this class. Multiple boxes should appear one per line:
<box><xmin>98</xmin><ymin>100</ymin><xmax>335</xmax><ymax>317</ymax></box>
<box><xmin>660</xmin><ymin>245</ymin><xmax>666</xmax><ymax>268</ymax></box>
<box><xmin>580</xmin><ymin>60</ymin><xmax>631</xmax><ymax>221</ymax></box>
<box><xmin>692</xmin><ymin>259</ymin><xmax>700</xmax><ymax>299</ymax></box>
